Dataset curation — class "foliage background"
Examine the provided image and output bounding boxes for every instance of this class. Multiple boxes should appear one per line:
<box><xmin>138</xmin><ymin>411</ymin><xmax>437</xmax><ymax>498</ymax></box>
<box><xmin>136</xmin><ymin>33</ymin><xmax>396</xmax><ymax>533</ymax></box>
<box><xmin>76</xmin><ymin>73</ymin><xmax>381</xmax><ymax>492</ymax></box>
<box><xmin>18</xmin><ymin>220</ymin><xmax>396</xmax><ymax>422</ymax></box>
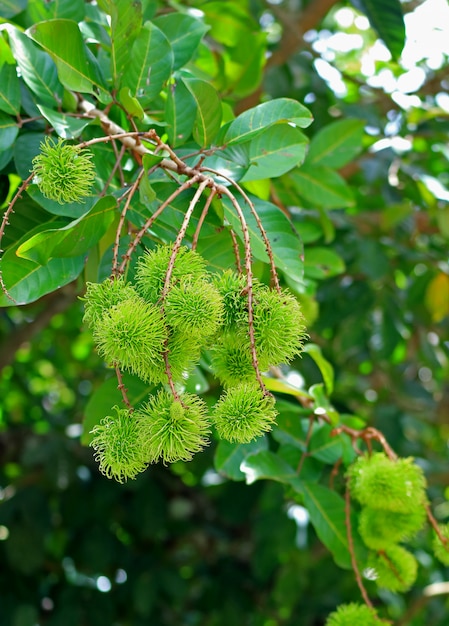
<box><xmin>1</xmin><ymin>0</ymin><xmax>449</xmax><ymax>624</ymax></box>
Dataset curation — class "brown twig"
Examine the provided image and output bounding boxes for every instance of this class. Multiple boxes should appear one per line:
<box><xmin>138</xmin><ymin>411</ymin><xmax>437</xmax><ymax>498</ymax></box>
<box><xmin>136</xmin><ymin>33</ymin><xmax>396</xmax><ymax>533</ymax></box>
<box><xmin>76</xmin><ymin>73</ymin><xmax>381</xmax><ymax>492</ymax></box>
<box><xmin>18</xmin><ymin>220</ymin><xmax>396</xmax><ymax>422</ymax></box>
<box><xmin>191</xmin><ymin>188</ymin><xmax>217</xmax><ymax>251</ymax></box>
<box><xmin>115</xmin><ymin>364</ymin><xmax>133</xmax><ymax>411</ymax></box>
<box><xmin>229</xmin><ymin>228</ymin><xmax>242</xmax><ymax>273</ymax></box>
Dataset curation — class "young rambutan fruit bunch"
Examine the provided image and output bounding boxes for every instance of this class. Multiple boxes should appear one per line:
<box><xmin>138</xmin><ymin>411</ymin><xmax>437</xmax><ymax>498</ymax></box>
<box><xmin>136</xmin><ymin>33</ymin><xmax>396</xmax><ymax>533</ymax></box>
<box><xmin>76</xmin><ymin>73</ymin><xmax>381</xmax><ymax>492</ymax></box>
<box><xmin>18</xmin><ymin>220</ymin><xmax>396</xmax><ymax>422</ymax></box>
<box><xmin>347</xmin><ymin>452</ymin><xmax>427</xmax><ymax>514</ymax></box>
<box><xmin>212</xmin><ymin>384</ymin><xmax>278</xmax><ymax>443</ymax></box>
<box><xmin>165</xmin><ymin>278</ymin><xmax>223</xmax><ymax>343</ymax></box>
<box><xmin>90</xmin><ymin>407</ymin><xmax>148</xmax><ymax>483</ymax></box>
<box><xmin>141</xmin><ymin>329</ymin><xmax>203</xmax><ymax>385</ymax></box>
<box><xmin>32</xmin><ymin>137</ymin><xmax>96</xmax><ymax>204</ymax></box>
<box><xmin>134</xmin><ymin>244</ymin><xmax>207</xmax><ymax>305</ymax></box>
<box><xmin>82</xmin><ymin>277</ymin><xmax>138</xmax><ymax>330</ymax></box>
<box><xmin>243</xmin><ymin>287</ymin><xmax>307</xmax><ymax>369</ymax></box>
<box><xmin>367</xmin><ymin>545</ymin><xmax>418</xmax><ymax>592</ymax></box>
<box><xmin>358</xmin><ymin>506</ymin><xmax>426</xmax><ymax>550</ymax></box>
<box><xmin>325</xmin><ymin>603</ymin><xmax>387</xmax><ymax>626</ymax></box>
<box><xmin>135</xmin><ymin>390</ymin><xmax>210</xmax><ymax>463</ymax></box>
<box><xmin>210</xmin><ymin>332</ymin><xmax>258</xmax><ymax>387</ymax></box>
<box><xmin>432</xmin><ymin>523</ymin><xmax>449</xmax><ymax>565</ymax></box>
<box><xmin>93</xmin><ymin>296</ymin><xmax>168</xmax><ymax>382</ymax></box>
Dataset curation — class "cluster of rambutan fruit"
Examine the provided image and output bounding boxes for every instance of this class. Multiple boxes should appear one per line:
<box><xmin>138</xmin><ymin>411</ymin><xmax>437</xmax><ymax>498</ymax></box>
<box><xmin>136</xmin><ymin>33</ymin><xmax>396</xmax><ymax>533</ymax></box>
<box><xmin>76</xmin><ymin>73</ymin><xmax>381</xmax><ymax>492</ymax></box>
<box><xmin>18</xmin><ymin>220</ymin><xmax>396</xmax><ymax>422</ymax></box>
<box><xmin>82</xmin><ymin>244</ymin><xmax>306</xmax><ymax>482</ymax></box>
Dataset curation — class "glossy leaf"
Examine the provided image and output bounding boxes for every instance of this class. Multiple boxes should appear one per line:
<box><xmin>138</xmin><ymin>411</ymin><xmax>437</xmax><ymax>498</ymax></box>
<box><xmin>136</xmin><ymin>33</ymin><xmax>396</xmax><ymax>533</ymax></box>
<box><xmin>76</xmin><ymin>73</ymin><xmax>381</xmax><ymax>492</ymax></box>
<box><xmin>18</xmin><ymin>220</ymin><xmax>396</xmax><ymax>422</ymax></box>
<box><xmin>240</xmin><ymin>125</ymin><xmax>308</xmax><ymax>182</ymax></box>
<box><xmin>304</xmin><ymin>247</ymin><xmax>345</xmax><ymax>279</ymax></box>
<box><xmin>303</xmin><ymin>343</ymin><xmax>334</xmax><ymax>394</ymax></box>
<box><xmin>165</xmin><ymin>79</ymin><xmax>197</xmax><ymax>147</ymax></box>
<box><xmin>154</xmin><ymin>13</ymin><xmax>209</xmax><ymax>70</ymax></box>
<box><xmin>7</xmin><ymin>28</ymin><xmax>63</xmax><ymax>108</ymax></box>
<box><xmin>289</xmin><ymin>164</ymin><xmax>354</xmax><ymax>209</ymax></box>
<box><xmin>28</xmin><ymin>19</ymin><xmax>110</xmax><ymax>102</ymax></box>
<box><xmin>240</xmin><ymin>450</ymin><xmax>300</xmax><ymax>487</ymax></box>
<box><xmin>16</xmin><ymin>196</ymin><xmax>117</xmax><ymax>264</ymax></box>
<box><xmin>306</xmin><ymin>119</ymin><xmax>365</xmax><ymax>168</ymax></box>
<box><xmin>214</xmin><ymin>438</ymin><xmax>269</xmax><ymax>481</ymax></box>
<box><xmin>303</xmin><ymin>482</ymin><xmax>357</xmax><ymax>569</ymax></box>
<box><xmin>351</xmin><ymin>0</ymin><xmax>405</xmax><ymax>60</ymax></box>
<box><xmin>121</xmin><ymin>21</ymin><xmax>173</xmax><ymax>106</ymax></box>
<box><xmin>27</xmin><ymin>184</ymin><xmax>99</xmax><ymax>218</ymax></box>
<box><xmin>0</xmin><ymin>0</ymin><xmax>26</xmax><ymax>18</ymax></box>
<box><xmin>107</xmin><ymin>0</ymin><xmax>142</xmax><ymax>87</ymax></box>
<box><xmin>118</xmin><ymin>87</ymin><xmax>145</xmax><ymax>121</ymax></box>
<box><xmin>183</xmin><ymin>78</ymin><xmax>222</xmax><ymax>147</ymax></box>
<box><xmin>308</xmin><ymin>425</ymin><xmax>343</xmax><ymax>464</ymax></box>
<box><xmin>0</xmin><ymin>112</ymin><xmax>19</xmax><ymax>151</ymax></box>
<box><xmin>0</xmin><ymin>63</ymin><xmax>21</xmax><ymax>116</ymax></box>
<box><xmin>82</xmin><ymin>373</ymin><xmax>154</xmax><ymax>445</ymax></box>
<box><xmin>36</xmin><ymin>105</ymin><xmax>93</xmax><ymax>139</ymax></box>
<box><xmin>220</xmin><ymin>98</ymin><xmax>313</xmax><ymax>147</ymax></box>
<box><xmin>222</xmin><ymin>192</ymin><xmax>304</xmax><ymax>283</ymax></box>
<box><xmin>27</xmin><ymin>0</ymin><xmax>85</xmax><ymax>21</ymax></box>
<box><xmin>0</xmin><ymin>232</ymin><xmax>85</xmax><ymax>307</ymax></box>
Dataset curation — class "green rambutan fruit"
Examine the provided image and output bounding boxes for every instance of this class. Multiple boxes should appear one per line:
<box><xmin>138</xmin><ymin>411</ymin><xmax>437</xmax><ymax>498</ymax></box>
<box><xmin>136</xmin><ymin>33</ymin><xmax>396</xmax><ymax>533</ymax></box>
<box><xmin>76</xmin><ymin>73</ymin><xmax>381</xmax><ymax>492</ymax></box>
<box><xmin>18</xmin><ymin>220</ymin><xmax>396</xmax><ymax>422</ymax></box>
<box><xmin>247</xmin><ymin>287</ymin><xmax>306</xmax><ymax>368</ymax></box>
<box><xmin>212</xmin><ymin>384</ymin><xmax>278</xmax><ymax>443</ymax></box>
<box><xmin>347</xmin><ymin>452</ymin><xmax>427</xmax><ymax>514</ymax></box>
<box><xmin>32</xmin><ymin>137</ymin><xmax>96</xmax><ymax>204</ymax></box>
<box><xmin>90</xmin><ymin>407</ymin><xmax>148</xmax><ymax>483</ymax></box>
<box><xmin>93</xmin><ymin>296</ymin><xmax>168</xmax><ymax>381</ymax></box>
<box><xmin>165</xmin><ymin>279</ymin><xmax>223</xmax><ymax>341</ymax></box>
<box><xmin>82</xmin><ymin>277</ymin><xmax>138</xmax><ymax>330</ymax></box>
<box><xmin>358</xmin><ymin>506</ymin><xmax>426</xmax><ymax>550</ymax></box>
<box><xmin>325</xmin><ymin>603</ymin><xmax>387</xmax><ymax>626</ymax></box>
<box><xmin>210</xmin><ymin>332</ymin><xmax>257</xmax><ymax>387</ymax></box>
<box><xmin>136</xmin><ymin>390</ymin><xmax>210</xmax><ymax>463</ymax></box>
<box><xmin>212</xmin><ymin>270</ymin><xmax>249</xmax><ymax>331</ymax></box>
<box><xmin>134</xmin><ymin>244</ymin><xmax>207</xmax><ymax>304</ymax></box>
<box><xmin>432</xmin><ymin>523</ymin><xmax>449</xmax><ymax>566</ymax></box>
<box><xmin>367</xmin><ymin>545</ymin><xmax>418</xmax><ymax>592</ymax></box>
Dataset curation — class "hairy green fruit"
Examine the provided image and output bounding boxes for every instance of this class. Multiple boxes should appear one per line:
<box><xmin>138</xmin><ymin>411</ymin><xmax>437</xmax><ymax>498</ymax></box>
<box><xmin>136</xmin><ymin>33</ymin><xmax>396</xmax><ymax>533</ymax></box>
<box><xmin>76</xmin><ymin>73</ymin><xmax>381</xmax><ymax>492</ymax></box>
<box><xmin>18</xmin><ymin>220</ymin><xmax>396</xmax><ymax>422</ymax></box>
<box><xmin>212</xmin><ymin>384</ymin><xmax>278</xmax><ymax>443</ymax></box>
<box><xmin>358</xmin><ymin>506</ymin><xmax>426</xmax><ymax>550</ymax></box>
<box><xmin>210</xmin><ymin>332</ymin><xmax>257</xmax><ymax>387</ymax></box>
<box><xmin>135</xmin><ymin>244</ymin><xmax>207</xmax><ymax>304</ymax></box>
<box><xmin>94</xmin><ymin>296</ymin><xmax>168</xmax><ymax>381</ymax></box>
<box><xmin>432</xmin><ymin>524</ymin><xmax>449</xmax><ymax>565</ymax></box>
<box><xmin>213</xmin><ymin>270</ymin><xmax>249</xmax><ymax>331</ymax></box>
<box><xmin>367</xmin><ymin>545</ymin><xmax>418</xmax><ymax>592</ymax></box>
<box><xmin>165</xmin><ymin>279</ymin><xmax>223</xmax><ymax>341</ymax></box>
<box><xmin>90</xmin><ymin>407</ymin><xmax>148</xmax><ymax>483</ymax></box>
<box><xmin>347</xmin><ymin>452</ymin><xmax>427</xmax><ymax>514</ymax></box>
<box><xmin>32</xmin><ymin>137</ymin><xmax>95</xmax><ymax>204</ymax></box>
<box><xmin>325</xmin><ymin>603</ymin><xmax>386</xmax><ymax>626</ymax></box>
<box><xmin>136</xmin><ymin>390</ymin><xmax>210</xmax><ymax>463</ymax></box>
<box><xmin>248</xmin><ymin>287</ymin><xmax>306</xmax><ymax>368</ymax></box>
<box><xmin>82</xmin><ymin>278</ymin><xmax>138</xmax><ymax>330</ymax></box>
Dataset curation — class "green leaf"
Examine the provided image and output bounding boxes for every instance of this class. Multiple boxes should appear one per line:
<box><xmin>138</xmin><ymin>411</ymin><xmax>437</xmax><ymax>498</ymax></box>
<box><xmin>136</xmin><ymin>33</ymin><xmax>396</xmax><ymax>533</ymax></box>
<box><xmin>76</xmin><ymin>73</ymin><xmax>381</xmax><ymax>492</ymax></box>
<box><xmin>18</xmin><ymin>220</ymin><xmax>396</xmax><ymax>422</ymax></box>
<box><xmin>220</xmin><ymin>98</ymin><xmax>313</xmax><ymax>147</ymax></box>
<box><xmin>27</xmin><ymin>184</ymin><xmax>98</xmax><ymax>218</ymax></box>
<box><xmin>107</xmin><ymin>0</ymin><xmax>142</xmax><ymax>87</ymax></box>
<box><xmin>303</xmin><ymin>482</ymin><xmax>358</xmax><ymax>569</ymax></box>
<box><xmin>0</xmin><ymin>112</ymin><xmax>18</xmax><ymax>151</ymax></box>
<box><xmin>121</xmin><ymin>21</ymin><xmax>173</xmax><ymax>106</ymax></box>
<box><xmin>16</xmin><ymin>196</ymin><xmax>117</xmax><ymax>264</ymax></box>
<box><xmin>183</xmin><ymin>78</ymin><xmax>222</xmax><ymax>147</ymax></box>
<box><xmin>240</xmin><ymin>125</ymin><xmax>308</xmax><ymax>182</ymax></box>
<box><xmin>306</xmin><ymin>119</ymin><xmax>365</xmax><ymax>168</ymax></box>
<box><xmin>36</xmin><ymin>104</ymin><xmax>93</xmax><ymax>139</ymax></box>
<box><xmin>214</xmin><ymin>438</ymin><xmax>268</xmax><ymax>481</ymax></box>
<box><xmin>7</xmin><ymin>28</ymin><xmax>63</xmax><ymax>108</ymax></box>
<box><xmin>289</xmin><ymin>164</ymin><xmax>354</xmax><ymax>209</ymax></box>
<box><xmin>27</xmin><ymin>0</ymin><xmax>85</xmax><ymax>21</ymax></box>
<box><xmin>0</xmin><ymin>0</ymin><xmax>26</xmax><ymax>18</ymax></box>
<box><xmin>304</xmin><ymin>247</ymin><xmax>345</xmax><ymax>279</ymax></box>
<box><xmin>351</xmin><ymin>0</ymin><xmax>405</xmax><ymax>60</ymax></box>
<box><xmin>118</xmin><ymin>87</ymin><xmax>145</xmax><ymax>121</ymax></box>
<box><xmin>240</xmin><ymin>450</ymin><xmax>300</xmax><ymax>486</ymax></box>
<box><xmin>303</xmin><ymin>343</ymin><xmax>334</xmax><ymax>394</ymax></box>
<box><xmin>308</xmin><ymin>425</ymin><xmax>343</xmax><ymax>464</ymax></box>
<box><xmin>153</xmin><ymin>13</ymin><xmax>209</xmax><ymax>70</ymax></box>
<box><xmin>222</xmin><ymin>192</ymin><xmax>304</xmax><ymax>283</ymax></box>
<box><xmin>0</xmin><ymin>232</ymin><xmax>85</xmax><ymax>307</ymax></box>
<box><xmin>13</xmin><ymin>132</ymin><xmax>46</xmax><ymax>179</ymax></box>
<box><xmin>27</xmin><ymin>19</ymin><xmax>111</xmax><ymax>102</ymax></box>
<box><xmin>82</xmin><ymin>373</ymin><xmax>154</xmax><ymax>445</ymax></box>
<box><xmin>165</xmin><ymin>78</ymin><xmax>197</xmax><ymax>147</ymax></box>
<box><xmin>0</xmin><ymin>63</ymin><xmax>21</xmax><ymax>116</ymax></box>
